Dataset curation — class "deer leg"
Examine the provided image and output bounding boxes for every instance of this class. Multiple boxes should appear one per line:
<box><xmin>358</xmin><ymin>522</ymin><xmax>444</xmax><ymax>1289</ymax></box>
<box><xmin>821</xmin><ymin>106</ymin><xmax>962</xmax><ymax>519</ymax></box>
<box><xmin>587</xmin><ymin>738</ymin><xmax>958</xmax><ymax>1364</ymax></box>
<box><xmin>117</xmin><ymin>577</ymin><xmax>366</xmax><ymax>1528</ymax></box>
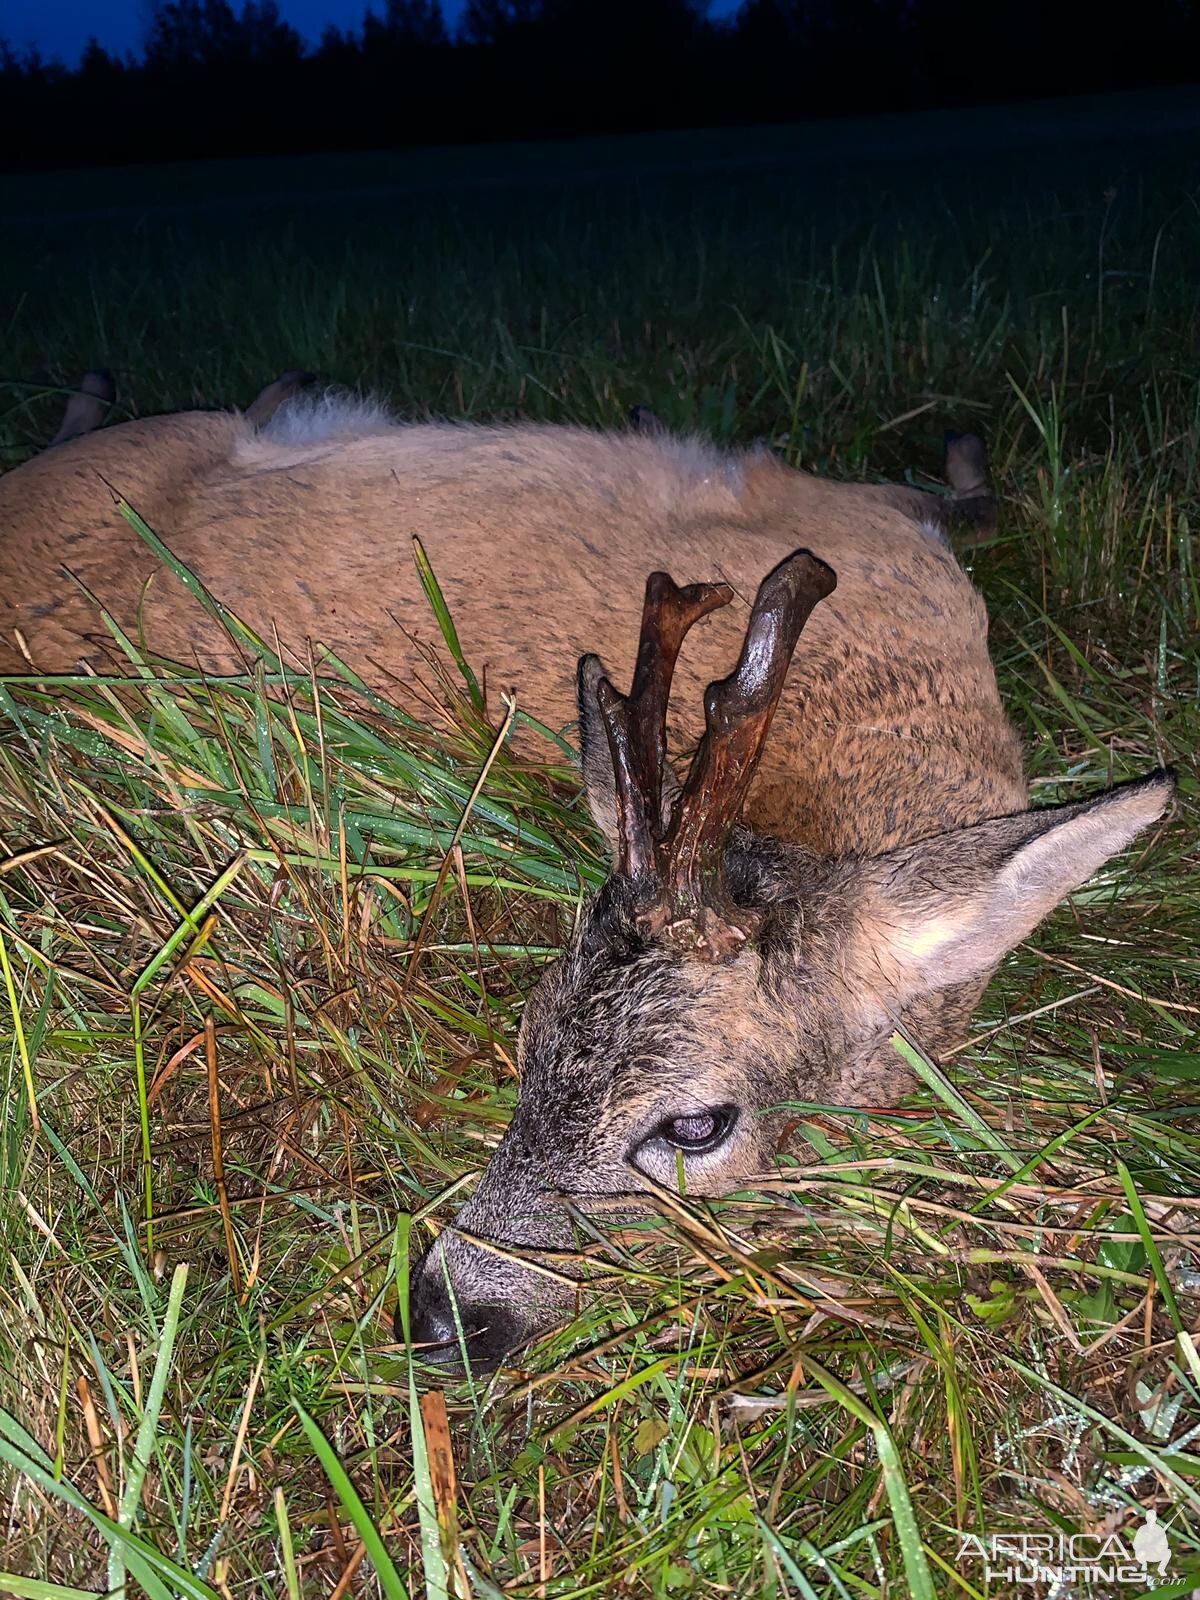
<box><xmin>885</xmin><ymin>430</ymin><xmax>998</xmax><ymax>544</ymax></box>
<box><xmin>48</xmin><ymin>370</ymin><xmax>115</xmax><ymax>447</ymax></box>
<box><xmin>628</xmin><ymin>405</ymin><xmax>667</xmax><ymax>436</ymax></box>
<box><xmin>943</xmin><ymin>430</ymin><xmax>997</xmax><ymax>541</ymax></box>
<box><xmin>243</xmin><ymin>369</ymin><xmax>316</xmax><ymax>428</ymax></box>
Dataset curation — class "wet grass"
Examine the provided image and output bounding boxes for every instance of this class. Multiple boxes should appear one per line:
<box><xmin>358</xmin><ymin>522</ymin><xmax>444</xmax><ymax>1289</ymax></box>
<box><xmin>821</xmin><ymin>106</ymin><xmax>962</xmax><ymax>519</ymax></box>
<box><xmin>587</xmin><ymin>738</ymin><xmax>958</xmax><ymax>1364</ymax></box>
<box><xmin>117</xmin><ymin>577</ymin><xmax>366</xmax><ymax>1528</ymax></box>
<box><xmin>0</xmin><ymin>123</ymin><xmax>1199</xmax><ymax>1595</ymax></box>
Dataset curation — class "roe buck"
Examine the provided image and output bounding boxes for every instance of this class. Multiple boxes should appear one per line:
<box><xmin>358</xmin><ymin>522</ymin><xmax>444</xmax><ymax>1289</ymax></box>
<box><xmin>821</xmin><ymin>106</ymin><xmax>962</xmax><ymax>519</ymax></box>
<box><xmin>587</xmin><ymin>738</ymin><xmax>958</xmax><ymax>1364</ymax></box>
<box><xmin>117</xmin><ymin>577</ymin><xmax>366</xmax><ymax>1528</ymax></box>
<box><xmin>0</xmin><ymin>385</ymin><xmax>1173</xmax><ymax>1365</ymax></box>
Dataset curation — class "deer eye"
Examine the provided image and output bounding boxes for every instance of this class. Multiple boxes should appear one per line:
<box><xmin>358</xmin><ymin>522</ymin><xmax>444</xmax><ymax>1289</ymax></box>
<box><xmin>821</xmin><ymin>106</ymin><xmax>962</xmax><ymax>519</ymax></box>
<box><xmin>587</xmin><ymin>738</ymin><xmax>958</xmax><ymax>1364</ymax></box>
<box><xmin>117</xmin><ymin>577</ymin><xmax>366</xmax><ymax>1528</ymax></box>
<box><xmin>656</xmin><ymin>1106</ymin><xmax>736</xmax><ymax>1153</ymax></box>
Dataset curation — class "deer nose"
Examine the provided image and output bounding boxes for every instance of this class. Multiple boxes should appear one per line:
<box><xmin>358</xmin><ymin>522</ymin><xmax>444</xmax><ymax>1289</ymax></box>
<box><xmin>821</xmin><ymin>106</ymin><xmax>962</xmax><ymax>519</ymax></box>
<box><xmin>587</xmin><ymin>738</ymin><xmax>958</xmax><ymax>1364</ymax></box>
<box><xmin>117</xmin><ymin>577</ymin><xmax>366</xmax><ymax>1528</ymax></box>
<box><xmin>407</xmin><ymin>1289</ymin><xmax>457</xmax><ymax>1353</ymax></box>
<box><xmin>404</xmin><ymin>1249</ymin><xmax>526</xmax><ymax>1371</ymax></box>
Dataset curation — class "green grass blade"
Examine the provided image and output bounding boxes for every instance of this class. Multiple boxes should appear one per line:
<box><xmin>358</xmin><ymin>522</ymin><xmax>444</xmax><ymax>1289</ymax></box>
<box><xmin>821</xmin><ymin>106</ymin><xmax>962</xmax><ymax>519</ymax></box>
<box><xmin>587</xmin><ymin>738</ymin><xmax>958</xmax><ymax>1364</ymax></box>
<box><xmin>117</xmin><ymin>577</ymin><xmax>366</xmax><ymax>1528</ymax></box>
<box><xmin>293</xmin><ymin>1403</ymin><xmax>411</xmax><ymax>1600</ymax></box>
<box><xmin>0</xmin><ymin>1579</ymin><xmax>102</xmax><ymax>1599</ymax></box>
<box><xmin>891</xmin><ymin>1031</ymin><xmax>1023</xmax><ymax>1173</ymax></box>
<box><xmin>411</xmin><ymin>536</ymin><xmax>485</xmax><ymax>713</ymax></box>
<box><xmin>796</xmin><ymin>1355</ymin><xmax>936</xmax><ymax>1600</ymax></box>
<box><xmin>0</xmin><ymin>1415</ymin><xmax>218</xmax><ymax>1599</ymax></box>
<box><xmin>274</xmin><ymin>1487</ymin><xmax>300</xmax><ymax>1600</ymax></box>
<box><xmin>109</xmin><ymin>1263</ymin><xmax>190</xmax><ymax>1594</ymax></box>
<box><xmin>1116</xmin><ymin>1157</ymin><xmax>1185</xmax><ymax>1334</ymax></box>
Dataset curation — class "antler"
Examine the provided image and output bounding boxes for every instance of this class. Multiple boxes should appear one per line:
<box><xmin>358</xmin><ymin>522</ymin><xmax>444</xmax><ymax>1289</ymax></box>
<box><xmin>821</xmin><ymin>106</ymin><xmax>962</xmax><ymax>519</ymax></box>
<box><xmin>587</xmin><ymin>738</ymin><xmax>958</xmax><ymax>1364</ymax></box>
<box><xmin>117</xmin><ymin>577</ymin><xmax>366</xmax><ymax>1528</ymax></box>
<box><xmin>595</xmin><ymin>572</ymin><xmax>734</xmax><ymax>882</ymax></box>
<box><xmin>596</xmin><ymin>550</ymin><xmax>836</xmax><ymax>957</ymax></box>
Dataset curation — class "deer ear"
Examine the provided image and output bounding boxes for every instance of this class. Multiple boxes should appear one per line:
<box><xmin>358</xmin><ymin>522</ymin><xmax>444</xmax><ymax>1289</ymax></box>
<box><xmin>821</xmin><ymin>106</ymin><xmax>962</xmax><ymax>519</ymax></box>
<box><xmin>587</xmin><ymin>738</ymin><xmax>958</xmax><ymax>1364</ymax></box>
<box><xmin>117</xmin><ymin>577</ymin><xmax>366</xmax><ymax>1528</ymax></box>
<box><xmin>577</xmin><ymin>652</ymin><xmax>683</xmax><ymax>855</ymax></box>
<box><xmin>577</xmin><ymin>653</ymin><xmax>621</xmax><ymax>850</ymax></box>
<box><xmin>860</xmin><ymin>773</ymin><xmax>1174</xmax><ymax>999</ymax></box>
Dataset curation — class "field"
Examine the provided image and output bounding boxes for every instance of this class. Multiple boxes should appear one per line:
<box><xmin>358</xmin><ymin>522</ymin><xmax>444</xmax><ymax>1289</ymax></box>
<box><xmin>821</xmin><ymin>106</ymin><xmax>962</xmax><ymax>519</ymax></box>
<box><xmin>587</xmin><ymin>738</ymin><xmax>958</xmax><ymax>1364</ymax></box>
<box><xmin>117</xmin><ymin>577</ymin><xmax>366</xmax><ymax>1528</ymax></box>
<box><xmin>1</xmin><ymin>94</ymin><xmax>1199</xmax><ymax>1596</ymax></box>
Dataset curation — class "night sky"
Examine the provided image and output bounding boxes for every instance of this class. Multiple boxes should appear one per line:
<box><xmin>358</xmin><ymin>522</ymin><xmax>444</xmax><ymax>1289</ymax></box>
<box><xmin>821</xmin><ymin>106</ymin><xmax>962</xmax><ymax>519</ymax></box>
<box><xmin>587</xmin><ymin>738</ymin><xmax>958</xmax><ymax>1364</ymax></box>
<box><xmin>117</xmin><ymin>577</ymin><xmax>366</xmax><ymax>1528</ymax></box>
<box><xmin>2</xmin><ymin>0</ymin><xmax>740</xmax><ymax>65</ymax></box>
<box><xmin>5</xmin><ymin>0</ymin><xmax>746</xmax><ymax>69</ymax></box>
<box><xmin>0</xmin><ymin>0</ymin><xmax>443</xmax><ymax>65</ymax></box>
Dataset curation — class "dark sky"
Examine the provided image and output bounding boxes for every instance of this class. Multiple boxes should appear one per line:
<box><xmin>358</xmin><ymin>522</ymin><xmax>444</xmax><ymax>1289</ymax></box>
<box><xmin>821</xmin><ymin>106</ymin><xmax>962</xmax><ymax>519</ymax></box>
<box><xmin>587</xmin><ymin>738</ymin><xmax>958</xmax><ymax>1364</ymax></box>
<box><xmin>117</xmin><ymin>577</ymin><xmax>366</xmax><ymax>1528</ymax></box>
<box><xmin>0</xmin><ymin>0</ymin><xmax>456</xmax><ymax>64</ymax></box>
<box><xmin>2</xmin><ymin>0</ymin><xmax>739</xmax><ymax>65</ymax></box>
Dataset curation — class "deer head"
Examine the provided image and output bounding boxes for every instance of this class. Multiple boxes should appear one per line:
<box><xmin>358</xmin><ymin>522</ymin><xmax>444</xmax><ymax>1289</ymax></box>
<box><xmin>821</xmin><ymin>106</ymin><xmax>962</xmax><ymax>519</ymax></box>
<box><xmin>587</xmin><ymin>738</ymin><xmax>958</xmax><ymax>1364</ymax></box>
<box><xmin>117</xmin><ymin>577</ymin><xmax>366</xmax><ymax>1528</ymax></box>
<box><xmin>406</xmin><ymin>551</ymin><xmax>1173</xmax><ymax>1368</ymax></box>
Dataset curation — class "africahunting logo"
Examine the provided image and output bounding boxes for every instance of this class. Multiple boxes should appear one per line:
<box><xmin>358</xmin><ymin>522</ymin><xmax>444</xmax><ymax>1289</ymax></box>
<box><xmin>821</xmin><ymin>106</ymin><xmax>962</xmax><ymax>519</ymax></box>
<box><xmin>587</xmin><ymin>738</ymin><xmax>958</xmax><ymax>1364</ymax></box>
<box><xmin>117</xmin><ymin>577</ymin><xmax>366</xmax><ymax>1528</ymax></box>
<box><xmin>957</xmin><ymin>1511</ymin><xmax>1172</xmax><ymax>1586</ymax></box>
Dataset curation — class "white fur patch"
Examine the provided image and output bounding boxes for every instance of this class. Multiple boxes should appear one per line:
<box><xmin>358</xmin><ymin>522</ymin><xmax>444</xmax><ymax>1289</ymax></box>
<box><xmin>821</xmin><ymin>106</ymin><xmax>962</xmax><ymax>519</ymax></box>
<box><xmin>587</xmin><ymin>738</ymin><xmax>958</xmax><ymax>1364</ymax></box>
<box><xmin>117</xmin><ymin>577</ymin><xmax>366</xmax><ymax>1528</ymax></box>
<box><xmin>233</xmin><ymin>407</ymin><xmax>749</xmax><ymax>519</ymax></box>
<box><xmin>257</xmin><ymin>391</ymin><xmax>397</xmax><ymax>446</ymax></box>
<box><xmin>657</xmin><ymin>434</ymin><xmax>744</xmax><ymax>490</ymax></box>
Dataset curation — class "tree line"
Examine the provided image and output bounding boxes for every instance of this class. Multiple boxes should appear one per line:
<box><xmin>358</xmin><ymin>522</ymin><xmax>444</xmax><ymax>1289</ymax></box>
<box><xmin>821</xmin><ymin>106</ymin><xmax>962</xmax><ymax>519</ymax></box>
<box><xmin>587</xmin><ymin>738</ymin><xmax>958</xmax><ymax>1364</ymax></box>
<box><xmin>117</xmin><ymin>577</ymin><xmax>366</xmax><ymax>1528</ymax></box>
<box><xmin>3</xmin><ymin>0</ymin><xmax>1198</xmax><ymax>172</ymax></box>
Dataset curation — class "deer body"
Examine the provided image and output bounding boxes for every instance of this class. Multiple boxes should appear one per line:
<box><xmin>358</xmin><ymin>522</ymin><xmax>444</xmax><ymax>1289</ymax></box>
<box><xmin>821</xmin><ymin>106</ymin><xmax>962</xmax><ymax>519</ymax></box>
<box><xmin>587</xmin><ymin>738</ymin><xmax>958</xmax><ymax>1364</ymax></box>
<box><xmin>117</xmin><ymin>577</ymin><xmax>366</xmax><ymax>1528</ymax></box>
<box><xmin>1</xmin><ymin>404</ymin><xmax>1023</xmax><ymax>852</ymax></box>
<box><xmin>0</xmin><ymin>395</ymin><xmax>1171</xmax><ymax>1365</ymax></box>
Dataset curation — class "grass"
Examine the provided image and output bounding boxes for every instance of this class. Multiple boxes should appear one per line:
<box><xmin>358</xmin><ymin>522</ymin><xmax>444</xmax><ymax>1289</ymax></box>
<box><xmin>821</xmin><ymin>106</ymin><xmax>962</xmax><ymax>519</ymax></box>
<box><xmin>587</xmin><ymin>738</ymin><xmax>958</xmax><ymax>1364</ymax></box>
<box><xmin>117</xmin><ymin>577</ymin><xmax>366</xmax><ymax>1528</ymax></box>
<box><xmin>1</xmin><ymin>113</ymin><xmax>1199</xmax><ymax>1594</ymax></box>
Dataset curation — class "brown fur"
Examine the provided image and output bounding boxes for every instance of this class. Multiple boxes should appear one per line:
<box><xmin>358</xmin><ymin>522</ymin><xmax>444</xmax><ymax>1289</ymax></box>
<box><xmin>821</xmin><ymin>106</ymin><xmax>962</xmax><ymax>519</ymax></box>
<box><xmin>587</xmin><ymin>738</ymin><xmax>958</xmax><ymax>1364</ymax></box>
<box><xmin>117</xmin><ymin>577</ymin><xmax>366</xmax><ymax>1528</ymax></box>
<box><xmin>0</xmin><ymin>407</ymin><xmax>1022</xmax><ymax>852</ymax></box>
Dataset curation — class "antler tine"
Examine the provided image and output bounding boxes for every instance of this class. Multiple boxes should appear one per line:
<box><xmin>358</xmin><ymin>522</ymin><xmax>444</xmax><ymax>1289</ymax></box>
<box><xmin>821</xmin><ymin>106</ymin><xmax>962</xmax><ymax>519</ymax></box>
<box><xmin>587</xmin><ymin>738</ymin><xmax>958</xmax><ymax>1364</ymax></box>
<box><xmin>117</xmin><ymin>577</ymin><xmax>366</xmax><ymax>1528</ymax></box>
<box><xmin>627</xmin><ymin>573</ymin><xmax>735</xmax><ymax>825</ymax></box>
<box><xmin>665</xmin><ymin>550</ymin><xmax>837</xmax><ymax>947</ymax></box>
<box><xmin>596</xmin><ymin>675</ymin><xmax>657</xmax><ymax>881</ymax></box>
<box><xmin>597</xmin><ymin>572</ymin><xmax>733</xmax><ymax>882</ymax></box>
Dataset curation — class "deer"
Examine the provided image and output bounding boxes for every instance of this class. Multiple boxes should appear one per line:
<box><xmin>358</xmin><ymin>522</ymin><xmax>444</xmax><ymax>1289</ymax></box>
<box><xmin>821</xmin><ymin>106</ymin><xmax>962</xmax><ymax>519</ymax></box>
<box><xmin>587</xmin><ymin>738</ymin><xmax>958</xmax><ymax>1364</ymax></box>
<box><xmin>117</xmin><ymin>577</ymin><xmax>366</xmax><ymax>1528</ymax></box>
<box><xmin>0</xmin><ymin>378</ymin><xmax>1174</xmax><ymax>1367</ymax></box>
